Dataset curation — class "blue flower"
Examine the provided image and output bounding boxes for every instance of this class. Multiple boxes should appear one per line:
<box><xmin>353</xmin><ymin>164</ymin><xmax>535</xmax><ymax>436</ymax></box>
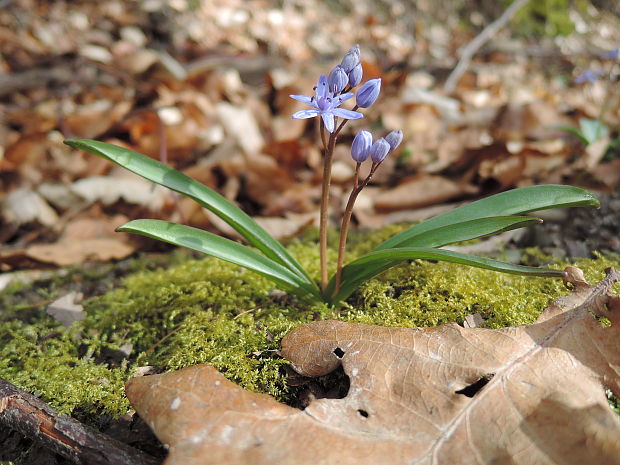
<box><xmin>574</xmin><ymin>69</ymin><xmax>603</xmax><ymax>84</ymax></box>
<box><xmin>602</xmin><ymin>48</ymin><xmax>619</xmax><ymax>60</ymax></box>
<box><xmin>290</xmin><ymin>74</ymin><xmax>364</xmax><ymax>133</ymax></box>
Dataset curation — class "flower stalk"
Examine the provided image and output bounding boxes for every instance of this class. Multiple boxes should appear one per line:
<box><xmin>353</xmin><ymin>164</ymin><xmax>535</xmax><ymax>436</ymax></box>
<box><xmin>290</xmin><ymin>46</ymin><xmax>400</xmax><ymax>298</ymax></box>
<box><xmin>318</xmin><ymin>123</ymin><xmax>337</xmax><ymax>291</ymax></box>
<box><xmin>334</xmin><ymin>161</ymin><xmax>380</xmax><ymax>294</ymax></box>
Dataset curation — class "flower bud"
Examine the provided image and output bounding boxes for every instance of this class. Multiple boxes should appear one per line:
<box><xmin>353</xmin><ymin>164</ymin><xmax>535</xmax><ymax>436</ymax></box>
<box><xmin>327</xmin><ymin>65</ymin><xmax>348</xmax><ymax>94</ymax></box>
<box><xmin>369</xmin><ymin>138</ymin><xmax>390</xmax><ymax>163</ymax></box>
<box><xmin>351</xmin><ymin>130</ymin><xmax>372</xmax><ymax>162</ymax></box>
<box><xmin>348</xmin><ymin>63</ymin><xmax>363</xmax><ymax>87</ymax></box>
<box><xmin>384</xmin><ymin>130</ymin><xmax>403</xmax><ymax>151</ymax></box>
<box><xmin>340</xmin><ymin>44</ymin><xmax>360</xmax><ymax>73</ymax></box>
<box><xmin>356</xmin><ymin>78</ymin><xmax>381</xmax><ymax>108</ymax></box>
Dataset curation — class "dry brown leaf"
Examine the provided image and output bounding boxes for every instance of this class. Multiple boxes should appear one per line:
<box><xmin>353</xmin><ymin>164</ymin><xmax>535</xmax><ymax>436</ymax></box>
<box><xmin>404</xmin><ymin>106</ymin><xmax>442</xmax><ymax>154</ymax></box>
<box><xmin>592</xmin><ymin>159</ymin><xmax>620</xmax><ymax>189</ymax></box>
<box><xmin>216</xmin><ymin>102</ymin><xmax>265</xmax><ymax>155</ymax></box>
<box><xmin>65</xmin><ymin>100</ymin><xmax>132</xmax><ymax>139</ymax></box>
<box><xmin>70</xmin><ymin>176</ymin><xmax>169</xmax><ymax>211</ymax></box>
<box><xmin>478</xmin><ymin>152</ymin><xmax>525</xmax><ymax>188</ymax></box>
<box><xmin>126</xmin><ymin>267</ymin><xmax>620</xmax><ymax>465</ymax></box>
<box><xmin>521</xmin><ymin>149</ymin><xmax>568</xmax><ymax>180</ymax></box>
<box><xmin>2</xmin><ymin>188</ymin><xmax>59</xmax><ymax>227</ymax></box>
<box><xmin>26</xmin><ymin>238</ymin><xmax>134</xmax><ymax>266</ymax></box>
<box><xmin>61</xmin><ymin>214</ymin><xmax>130</xmax><ymax>241</ymax></box>
<box><xmin>254</xmin><ymin>214</ymin><xmax>314</xmax><ymax>240</ymax></box>
<box><xmin>374</xmin><ymin>174</ymin><xmax>477</xmax><ymax>212</ymax></box>
<box><xmin>425</xmin><ymin>128</ymin><xmax>487</xmax><ymax>173</ymax></box>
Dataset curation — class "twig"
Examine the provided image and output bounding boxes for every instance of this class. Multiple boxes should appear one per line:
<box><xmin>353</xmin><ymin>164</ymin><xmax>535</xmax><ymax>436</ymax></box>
<box><xmin>0</xmin><ymin>66</ymin><xmax>74</xmax><ymax>97</ymax></box>
<box><xmin>232</xmin><ymin>304</ymin><xmax>265</xmax><ymax>320</ymax></box>
<box><xmin>443</xmin><ymin>0</ymin><xmax>531</xmax><ymax>94</ymax></box>
<box><xmin>0</xmin><ymin>377</ymin><xmax>160</xmax><ymax>465</ymax></box>
<box><xmin>143</xmin><ymin>325</ymin><xmax>183</xmax><ymax>357</ymax></box>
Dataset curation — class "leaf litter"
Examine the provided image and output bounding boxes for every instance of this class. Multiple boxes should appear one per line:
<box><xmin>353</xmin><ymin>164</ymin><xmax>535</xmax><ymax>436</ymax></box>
<box><xmin>1</xmin><ymin>1</ymin><xmax>619</xmax><ymax>268</ymax></box>
<box><xmin>1</xmin><ymin>1</ymin><xmax>620</xmax><ymax>463</ymax></box>
<box><xmin>126</xmin><ymin>266</ymin><xmax>620</xmax><ymax>465</ymax></box>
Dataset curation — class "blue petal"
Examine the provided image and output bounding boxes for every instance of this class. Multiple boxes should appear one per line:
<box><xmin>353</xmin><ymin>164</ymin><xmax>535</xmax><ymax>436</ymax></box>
<box><xmin>292</xmin><ymin>109</ymin><xmax>320</xmax><ymax>119</ymax></box>
<box><xmin>322</xmin><ymin>113</ymin><xmax>335</xmax><ymax>133</ymax></box>
<box><xmin>289</xmin><ymin>94</ymin><xmax>314</xmax><ymax>105</ymax></box>
<box><xmin>316</xmin><ymin>74</ymin><xmax>329</xmax><ymax>99</ymax></box>
<box><xmin>334</xmin><ymin>92</ymin><xmax>354</xmax><ymax>105</ymax></box>
<box><xmin>332</xmin><ymin>108</ymin><xmax>364</xmax><ymax>120</ymax></box>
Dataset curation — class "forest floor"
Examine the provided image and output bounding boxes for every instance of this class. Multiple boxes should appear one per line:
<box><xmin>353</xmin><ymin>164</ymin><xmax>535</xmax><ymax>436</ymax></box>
<box><xmin>1</xmin><ymin>1</ymin><xmax>619</xmax><ymax>464</ymax></box>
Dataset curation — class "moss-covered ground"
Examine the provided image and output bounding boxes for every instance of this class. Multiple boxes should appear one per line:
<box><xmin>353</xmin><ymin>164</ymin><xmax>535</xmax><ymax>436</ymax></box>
<box><xmin>1</xmin><ymin>226</ymin><xmax>619</xmax><ymax>421</ymax></box>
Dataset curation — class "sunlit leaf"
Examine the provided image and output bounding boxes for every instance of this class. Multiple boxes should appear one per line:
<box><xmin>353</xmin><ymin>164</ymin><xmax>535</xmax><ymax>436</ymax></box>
<box><xmin>118</xmin><ymin>219</ymin><xmax>321</xmax><ymax>302</ymax></box>
<box><xmin>64</xmin><ymin>139</ymin><xmax>316</xmax><ymax>289</ymax></box>
<box><xmin>392</xmin><ymin>216</ymin><xmax>541</xmax><ymax>248</ymax></box>
<box><xmin>328</xmin><ymin>247</ymin><xmax>565</xmax><ymax>304</ymax></box>
<box><xmin>375</xmin><ymin>185</ymin><xmax>599</xmax><ymax>251</ymax></box>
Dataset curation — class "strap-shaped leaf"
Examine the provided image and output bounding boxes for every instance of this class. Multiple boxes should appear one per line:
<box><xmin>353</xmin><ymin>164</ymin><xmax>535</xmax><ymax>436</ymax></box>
<box><xmin>118</xmin><ymin>219</ymin><xmax>321</xmax><ymax>302</ymax></box>
<box><xmin>328</xmin><ymin>247</ymin><xmax>565</xmax><ymax>304</ymax></box>
<box><xmin>551</xmin><ymin>124</ymin><xmax>590</xmax><ymax>146</ymax></box>
<box><xmin>64</xmin><ymin>139</ymin><xmax>315</xmax><ymax>289</ymax></box>
<box><xmin>375</xmin><ymin>185</ymin><xmax>599</xmax><ymax>251</ymax></box>
<box><xmin>393</xmin><ymin>216</ymin><xmax>541</xmax><ymax>248</ymax></box>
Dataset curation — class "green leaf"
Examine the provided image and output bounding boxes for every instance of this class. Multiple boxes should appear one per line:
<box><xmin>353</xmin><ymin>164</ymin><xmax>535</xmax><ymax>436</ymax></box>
<box><xmin>579</xmin><ymin>118</ymin><xmax>609</xmax><ymax>145</ymax></box>
<box><xmin>551</xmin><ymin>124</ymin><xmax>590</xmax><ymax>145</ymax></box>
<box><xmin>118</xmin><ymin>219</ymin><xmax>321</xmax><ymax>302</ymax></box>
<box><xmin>64</xmin><ymin>139</ymin><xmax>315</xmax><ymax>289</ymax></box>
<box><xmin>328</xmin><ymin>247</ymin><xmax>565</xmax><ymax>304</ymax></box>
<box><xmin>393</xmin><ymin>216</ymin><xmax>541</xmax><ymax>248</ymax></box>
<box><xmin>375</xmin><ymin>185</ymin><xmax>599</xmax><ymax>251</ymax></box>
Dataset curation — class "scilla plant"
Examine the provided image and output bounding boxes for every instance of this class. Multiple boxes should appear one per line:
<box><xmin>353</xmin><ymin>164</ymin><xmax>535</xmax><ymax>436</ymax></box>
<box><xmin>65</xmin><ymin>45</ymin><xmax>599</xmax><ymax>306</ymax></box>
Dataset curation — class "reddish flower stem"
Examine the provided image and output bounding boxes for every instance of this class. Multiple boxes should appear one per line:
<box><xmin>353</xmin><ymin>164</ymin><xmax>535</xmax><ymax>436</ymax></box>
<box><xmin>318</xmin><ymin>106</ymin><xmax>359</xmax><ymax>295</ymax></box>
<box><xmin>334</xmin><ymin>162</ymin><xmax>379</xmax><ymax>295</ymax></box>
<box><xmin>319</xmin><ymin>123</ymin><xmax>337</xmax><ymax>292</ymax></box>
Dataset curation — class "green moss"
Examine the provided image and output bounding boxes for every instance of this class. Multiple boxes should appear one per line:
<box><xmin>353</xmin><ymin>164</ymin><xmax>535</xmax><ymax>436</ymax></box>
<box><xmin>0</xmin><ymin>319</ymin><xmax>130</xmax><ymax>416</ymax></box>
<box><xmin>506</xmin><ymin>0</ymin><xmax>575</xmax><ymax>37</ymax></box>
<box><xmin>0</xmin><ymin>233</ymin><xmax>618</xmax><ymax>419</ymax></box>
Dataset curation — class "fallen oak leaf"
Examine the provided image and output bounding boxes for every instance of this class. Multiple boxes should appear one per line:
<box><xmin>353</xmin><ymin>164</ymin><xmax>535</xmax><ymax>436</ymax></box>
<box><xmin>26</xmin><ymin>238</ymin><xmax>134</xmax><ymax>267</ymax></box>
<box><xmin>125</xmin><ymin>267</ymin><xmax>620</xmax><ymax>465</ymax></box>
<box><xmin>125</xmin><ymin>366</ymin><xmax>406</xmax><ymax>465</ymax></box>
<box><xmin>374</xmin><ymin>174</ymin><xmax>478</xmax><ymax>212</ymax></box>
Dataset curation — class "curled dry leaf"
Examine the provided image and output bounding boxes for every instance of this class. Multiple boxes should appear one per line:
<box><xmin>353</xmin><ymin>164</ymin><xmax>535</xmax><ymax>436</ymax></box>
<box><xmin>216</xmin><ymin>102</ymin><xmax>265</xmax><ymax>155</ymax></box>
<box><xmin>374</xmin><ymin>174</ymin><xmax>478</xmax><ymax>212</ymax></box>
<box><xmin>25</xmin><ymin>238</ymin><xmax>134</xmax><ymax>267</ymax></box>
<box><xmin>126</xmin><ymin>266</ymin><xmax>620</xmax><ymax>465</ymax></box>
<box><xmin>1</xmin><ymin>188</ymin><xmax>59</xmax><ymax>227</ymax></box>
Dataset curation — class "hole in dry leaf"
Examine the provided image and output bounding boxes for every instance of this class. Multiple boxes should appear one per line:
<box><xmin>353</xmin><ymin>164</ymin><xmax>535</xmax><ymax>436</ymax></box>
<box><xmin>333</xmin><ymin>347</ymin><xmax>345</xmax><ymax>358</ymax></box>
<box><xmin>606</xmin><ymin>389</ymin><xmax>620</xmax><ymax>415</ymax></box>
<box><xmin>288</xmin><ymin>365</ymin><xmax>350</xmax><ymax>409</ymax></box>
<box><xmin>357</xmin><ymin>409</ymin><xmax>369</xmax><ymax>418</ymax></box>
<box><xmin>591</xmin><ymin>312</ymin><xmax>612</xmax><ymax>327</ymax></box>
<box><xmin>455</xmin><ymin>373</ymin><xmax>494</xmax><ymax>398</ymax></box>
